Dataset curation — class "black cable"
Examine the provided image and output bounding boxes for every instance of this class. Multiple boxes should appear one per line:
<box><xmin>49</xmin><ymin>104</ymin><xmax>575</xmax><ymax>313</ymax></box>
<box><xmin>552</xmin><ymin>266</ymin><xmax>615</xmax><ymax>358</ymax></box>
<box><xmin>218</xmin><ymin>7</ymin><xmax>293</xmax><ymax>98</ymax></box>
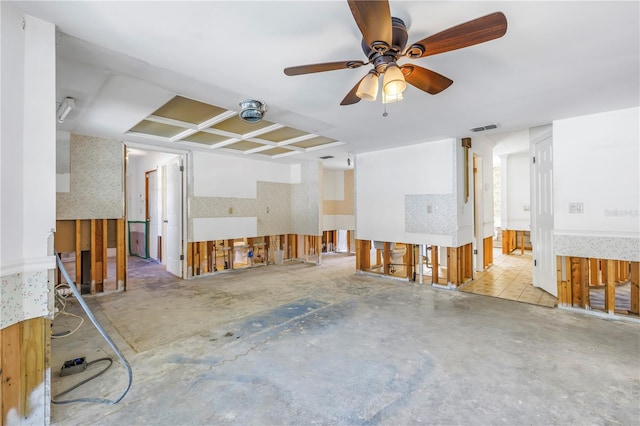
<box><xmin>52</xmin><ymin>358</ymin><xmax>113</xmax><ymax>404</ymax></box>
<box><xmin>54</xmin><ymin>253</ymin><xmax>133</xmax><ymax>405</ymax></box>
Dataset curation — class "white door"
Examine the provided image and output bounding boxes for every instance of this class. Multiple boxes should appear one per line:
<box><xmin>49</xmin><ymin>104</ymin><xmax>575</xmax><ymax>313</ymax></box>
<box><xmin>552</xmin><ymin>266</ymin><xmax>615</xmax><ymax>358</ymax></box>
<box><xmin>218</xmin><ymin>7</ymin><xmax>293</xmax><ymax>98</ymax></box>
<box><xmin>532</xmin><ymin>135</ymin><xmax>556</xmax><ymax>295</ymax></box>
<box><xmin>147</xmin><ymin>170</ymin><xmax>159</xmax><ymax>261</ymax></box>
<box><xmin>165</xmin><ymin>159</ymin><xmax>183</xmax><ymax>277</ymax></box>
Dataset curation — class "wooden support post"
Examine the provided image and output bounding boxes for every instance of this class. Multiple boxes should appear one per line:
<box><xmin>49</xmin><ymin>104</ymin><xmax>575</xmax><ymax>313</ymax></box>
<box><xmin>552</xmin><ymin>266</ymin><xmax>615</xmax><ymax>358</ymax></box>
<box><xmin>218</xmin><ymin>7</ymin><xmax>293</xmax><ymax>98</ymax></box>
<box><xmin>207</xmin><ymin>241</ymin><xmax>214</xmax><ymax>271</ymax></box>
<box><xmin>316</xmin><ymin>236</ymin><xmax>323</xmax><ymax>265</ymax></box>
<box><xmin>447</xmin><ymin>247</ymin><xmax>459</xmax><ymax>286</ymax></box>
<box><xmin>570</xmin><ymin>257</ymin><xmax>582</xmax><ymax>307</ymax></box>
<box><xmin>464</xmin><ymin>243</ymin><xmax>473</xmax><ymax>281</ymax></box>
<box><xmin>74</xmin><ymin>219</ymin><xmax>81</xmax><ymax>290</ymax></box>
<box><xmin>557</xmin><ymin>256</ymin><xmax>572</xmax><ymax>306</ymax></box>
<box><xmin>605</xmin><ymin>259</ymin><xmax>616</xmax><ymax>314</ymax></box>
<box><xmin>347</xmin><ymin>231</ymin><xmax>351</xmax><ymax>253</ymax></box>
<box><xmin>618</xmin><ymin>261</ymin><xmax>630</xmax><ymax>282</ymax></box>
<box><xmin>200</xmin><ymin>241</ymin><xmax>208</xmax><ymax>273</ymax></box>
<box><xmin>630</xmin><ymin>261</ymin><xmax>639</xmax><ymax>315</ymax></box>
<box><xmin>186</xmin><ymin>242</ymin><xmax>193</xmax><ymax>277</ymax></box>
<box><xmin>404</xmin><ymin>244</ymin><xmax>414</xmax><ymax>280</ymax></box>
<box><xmin>383</xmin><ymin>242</ymin><xmax>391</xmax><ymax>275</ymax></box>
<box><xmin>376</xmin><ymin>246</ymin><xmax>382</xmax><ymax>267</ymax></box>
<box><xmin>520</xmin><ymin>231</ymin><xmax>525</xmax><ymax>255</ymax></box>
<box><xmin>226</xmin><ymin>239</ymin><xmax>234</xmax><ymax>269</ymax></box>
<box><xmin>90</xmin><ymin>219</ymin><xmax>97</xmax><ymax>294</ymax></box>
<box><xmin>589</xmin><ymin>258</ymin><xmax>600</xmax><ymax>286</ymax></box>
<box><xmin>601</xmin><ymin>260</ymin><xmax>609</xmax><ymax>285</ymax></box>
<box><xmin>355</xmin><ymin>239</ymin><xmax>371</xmax><ymax>271</ymax></box>
<box><xmin>432</xmin><ymin>246</ymin><xmax>439</xmax><ymax>285</ymax></box>
<box><xmin>116</xmin><ymin>218</ymin><xmax>126</xmax><ymax>290</ymax></box>
<box><xmin>102</xmin><ymin>219</ymin><xmax>108</xmax><ymax>284</ymax></box>
<box><xmin>580</xmin><ymin>257</ymin><xmax>590</xmax><ymax>309</ymax></box>
<box><xmin>95</xmin><ymin>219</ymin><xmax>104</xmax><ymax>292</ymax></box>
<box><xmin>483</xmin><ymin>236</ymin><xmax>493</xmax><ymax>269</ymax></box>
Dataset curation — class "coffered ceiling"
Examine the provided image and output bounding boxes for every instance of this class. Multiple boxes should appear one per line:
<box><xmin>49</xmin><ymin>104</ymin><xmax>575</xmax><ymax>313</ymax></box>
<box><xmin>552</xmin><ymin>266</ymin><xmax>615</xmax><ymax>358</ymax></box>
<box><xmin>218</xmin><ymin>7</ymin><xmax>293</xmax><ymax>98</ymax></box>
<box><xmin>128</xmin><ymin>95</ymin><xmax>343</xmax><ymax>159</ymax></box>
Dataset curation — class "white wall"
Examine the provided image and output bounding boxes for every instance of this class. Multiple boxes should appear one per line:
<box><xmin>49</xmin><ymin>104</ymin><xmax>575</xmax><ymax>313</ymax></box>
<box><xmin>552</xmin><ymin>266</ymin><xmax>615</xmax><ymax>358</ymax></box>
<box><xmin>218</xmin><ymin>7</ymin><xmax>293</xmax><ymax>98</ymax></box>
<box><xmin>323</xmin><ymin>169</ymin><xmax>344</xmax><ymax>200</ymax></box>
<box><xmin>126</xmin><ymin>150</ymin><xmax>178</xmax><ymax>222</ymax></box>
<box><xmin>1</xmin><ymin>7</ymin><xmax>56</xmax><ymax>277</ymax></box>
<box><xmin>552</xmin><ymin>107</ymin><xmax>639</xmax><ymax>262</ymax></box>
<box><xmin>503</xmin><ymin>153</ymin><xmax>531</xmax><ymax>230</ymax></box>
<box><xmin>193</xmin><ymin>152</ymin><xmax>296</xmax><ymax>198</ymax></box>
<box><xmin>356</xmin><ymin>139</ymin><xmax>457</xmax><ymax>246</ymax></box>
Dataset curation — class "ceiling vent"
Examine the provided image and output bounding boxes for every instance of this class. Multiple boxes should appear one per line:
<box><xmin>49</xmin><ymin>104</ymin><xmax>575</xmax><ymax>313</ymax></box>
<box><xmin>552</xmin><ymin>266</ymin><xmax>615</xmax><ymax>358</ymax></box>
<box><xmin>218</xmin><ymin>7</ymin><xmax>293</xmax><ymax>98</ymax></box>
<box><xmin>239</xmin><ymin>99</ymin><xmax>267</xmax><ymax>123</ymax></box>
<box><xmin>470</xmin><ymin>124</ymin><xmax>498</xmax><ymax>132</ymax></box>
<box><xmin>319</xmin><ymin>155</ymin><xmax>334</xmax><ymax>160</ymax></box>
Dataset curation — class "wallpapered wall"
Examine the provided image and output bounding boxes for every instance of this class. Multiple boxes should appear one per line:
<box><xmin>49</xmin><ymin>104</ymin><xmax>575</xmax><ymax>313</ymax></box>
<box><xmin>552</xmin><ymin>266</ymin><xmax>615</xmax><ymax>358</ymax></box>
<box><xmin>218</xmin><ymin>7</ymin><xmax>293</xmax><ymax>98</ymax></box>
<box><xmin>57</xmin><ymin>134</ymin><xmax>125</xmax><ymax>220</ymax></box>
<box><xmin>189</xmin><ymin>160</ymin><xmax>322</xmax><ymax>241</ymax></box>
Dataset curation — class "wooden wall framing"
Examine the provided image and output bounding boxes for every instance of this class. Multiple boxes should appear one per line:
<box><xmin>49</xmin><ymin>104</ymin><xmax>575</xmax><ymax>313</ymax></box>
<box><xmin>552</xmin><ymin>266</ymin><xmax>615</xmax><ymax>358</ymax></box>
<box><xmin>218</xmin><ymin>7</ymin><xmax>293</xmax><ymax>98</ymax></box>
<box><xmin>0</xmin><ymin>317</ymin><xmax>49</xmax><ymax>425</ymax></box>
<box><xmin>54</xmin><ymin>219</ymin><xmax>126</xmax><ymax>293</ymax></box>
<box><xmin>557</xmin><ymin>256</ymin><xmax>639</xmax><ymax>317</ymax></box>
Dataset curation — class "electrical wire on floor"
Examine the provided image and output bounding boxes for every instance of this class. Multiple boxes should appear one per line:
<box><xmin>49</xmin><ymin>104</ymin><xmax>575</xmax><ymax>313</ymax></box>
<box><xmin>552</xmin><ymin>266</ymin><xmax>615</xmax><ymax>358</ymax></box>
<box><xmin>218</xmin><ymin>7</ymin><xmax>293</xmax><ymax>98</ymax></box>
<box><xmin>53</xmin><ymin>253</ymin><xmax>133</xmax><ymax>405</ymax></box>
<box><xmin>52</xmin><ymin>283</ymin><xmax>84</xmax><ymax>338</ymax></box>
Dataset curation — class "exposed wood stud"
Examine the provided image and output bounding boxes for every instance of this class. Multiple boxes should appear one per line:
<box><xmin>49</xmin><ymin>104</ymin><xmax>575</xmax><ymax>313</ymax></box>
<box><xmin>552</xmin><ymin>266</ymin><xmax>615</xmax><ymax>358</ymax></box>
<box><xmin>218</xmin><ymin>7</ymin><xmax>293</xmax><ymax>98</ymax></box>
<box><xmin>606</xmin><ymin>259</ymin><xmax>616</xmax><ymax>314</ymax></box>
<box><xmin>432</xmin><ymin>246</ymin><xmax>439</xmax><ymax>285</ymax></box>
<box><xmin>630</xmin><ymin>262</ymin><xmax>639</xmax><ymax>315</ymax></box>
<box><xmin>75</xmin><ymin>220</ymin><xmax>81</xmax><ymax>290</ymax></box>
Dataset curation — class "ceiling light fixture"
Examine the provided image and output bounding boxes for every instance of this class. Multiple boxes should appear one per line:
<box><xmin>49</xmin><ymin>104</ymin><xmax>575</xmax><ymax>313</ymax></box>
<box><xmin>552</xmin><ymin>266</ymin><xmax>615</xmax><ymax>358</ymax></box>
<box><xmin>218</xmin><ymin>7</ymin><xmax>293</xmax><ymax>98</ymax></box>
<box><xmin>356</xmin><ymin>70</ymin><xmax>379</xmax><ymax>101</ymax></box>
<box><xmin>239</xmin><ymin>99</ymin><xmax>267</xmax><ymax>123</ymax></box>
<box><xmin>382</xmin><ymin>63</ymin><xmax>406</xmax><ymax>96</ymax></box>
<box><xmin>57</xmin><ymin>97</ymin><xmax>75</xmax><ymax>123</ymax></box>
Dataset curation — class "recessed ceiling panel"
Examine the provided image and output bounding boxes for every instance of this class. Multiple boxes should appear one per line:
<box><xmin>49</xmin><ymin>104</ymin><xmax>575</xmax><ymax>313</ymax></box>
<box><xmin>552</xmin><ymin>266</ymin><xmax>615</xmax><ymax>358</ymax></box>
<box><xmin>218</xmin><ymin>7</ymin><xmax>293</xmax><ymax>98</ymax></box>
<box><xmin>211</xmin><ymin>115</ymin><xmax>275</xmax><ymax>135</ymax></box>
<box><xmin>129</xmin><ymin>120</ymin><xmax>186</xmax><ymax>138</ymax></box>
<box><xmin>290</xmin><ymin>136</ymin><xmax>336</xmax><ymax>149</ymax></box>
<box><xmin>260</xmin><ymin>147</ymin><xmax>294</xmax><ymax>156</ymax></box>
<box><xmin>257</xmin><ymin>126</ymin><xmax>308</xmax><ymax>142</ymax></box>
<box><xmin>225</xmin><ymin>141</ymin><xmax>265</xmax><ymax>151</ymax></box>
<box><xmin>152</xmin><ymin>95</ymin><xmax>227</xmax><ymax>124</ymax></box>
<box><xmin>181</xmin><ymin>132</ymin><xmax>229</xmax><ymax>145</ymax></box>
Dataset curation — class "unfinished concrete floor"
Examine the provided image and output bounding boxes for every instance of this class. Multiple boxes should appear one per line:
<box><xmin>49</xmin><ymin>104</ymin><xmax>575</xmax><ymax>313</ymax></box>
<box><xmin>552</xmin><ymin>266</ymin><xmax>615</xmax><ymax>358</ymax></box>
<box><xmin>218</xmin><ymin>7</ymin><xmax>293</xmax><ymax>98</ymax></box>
<box><xmin>51</xmin><ymin>254</ymin><xmax>639</xmax><ymax>425</ymax></box>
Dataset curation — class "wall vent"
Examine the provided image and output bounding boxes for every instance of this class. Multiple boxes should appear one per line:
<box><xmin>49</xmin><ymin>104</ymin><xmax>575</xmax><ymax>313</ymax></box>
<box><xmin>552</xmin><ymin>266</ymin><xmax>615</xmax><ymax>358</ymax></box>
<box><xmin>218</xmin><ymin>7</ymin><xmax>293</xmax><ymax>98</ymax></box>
<box><xmin>319</xmin><ymin>155</ymin><xmax>334</xmax><ymax>159</ymax></box>
<box><xmin>470</xmin><ymin>124</ymin><xmax>498</xmax><ymax>132</ymax></box>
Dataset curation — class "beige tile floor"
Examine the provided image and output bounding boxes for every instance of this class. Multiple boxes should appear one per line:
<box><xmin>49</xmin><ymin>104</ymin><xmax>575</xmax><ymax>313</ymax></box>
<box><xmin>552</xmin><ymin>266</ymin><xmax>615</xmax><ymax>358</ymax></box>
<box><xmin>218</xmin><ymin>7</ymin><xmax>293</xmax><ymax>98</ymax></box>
<box><xmin>461</xmin><ymin>250</ymin><xmax>558</xmax><ymax>307</ymax></box>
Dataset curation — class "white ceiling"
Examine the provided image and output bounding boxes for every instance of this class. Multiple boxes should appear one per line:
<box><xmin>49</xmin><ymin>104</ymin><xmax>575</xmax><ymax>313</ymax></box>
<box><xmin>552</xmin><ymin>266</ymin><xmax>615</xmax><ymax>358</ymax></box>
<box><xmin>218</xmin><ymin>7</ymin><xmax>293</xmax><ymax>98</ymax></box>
<box><xmin>14</xmin><ymin>1</ymin><xmax>640</xmax><ymax>169</ymax></box>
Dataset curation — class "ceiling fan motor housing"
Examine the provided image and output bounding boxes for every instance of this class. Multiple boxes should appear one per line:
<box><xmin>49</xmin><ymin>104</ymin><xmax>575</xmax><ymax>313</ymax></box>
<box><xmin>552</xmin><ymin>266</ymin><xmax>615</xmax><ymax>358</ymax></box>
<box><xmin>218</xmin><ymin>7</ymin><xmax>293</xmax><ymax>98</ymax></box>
<box><xmin>362</xmin><ymin>17</ymin><xmax>409</xmax><ymax>73</ymax></box>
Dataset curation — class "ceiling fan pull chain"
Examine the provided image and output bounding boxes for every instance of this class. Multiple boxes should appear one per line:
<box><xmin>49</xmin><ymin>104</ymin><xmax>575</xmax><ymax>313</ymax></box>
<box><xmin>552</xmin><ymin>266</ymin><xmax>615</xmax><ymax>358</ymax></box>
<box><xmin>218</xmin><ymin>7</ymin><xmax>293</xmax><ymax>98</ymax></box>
<box><xmin>383</xmin><ymin>103</ymin><xmax>388</xmax><ymax>117</ymax></box>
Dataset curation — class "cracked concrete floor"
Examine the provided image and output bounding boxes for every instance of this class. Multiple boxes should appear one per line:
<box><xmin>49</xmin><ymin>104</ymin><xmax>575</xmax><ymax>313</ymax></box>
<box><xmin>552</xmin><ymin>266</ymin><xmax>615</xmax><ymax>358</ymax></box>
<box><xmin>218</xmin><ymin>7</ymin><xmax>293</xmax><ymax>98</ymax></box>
<box><xmin>51</xmin><ymin>254</ymin><xmax>639</xmax><ymax>425</ymax></box>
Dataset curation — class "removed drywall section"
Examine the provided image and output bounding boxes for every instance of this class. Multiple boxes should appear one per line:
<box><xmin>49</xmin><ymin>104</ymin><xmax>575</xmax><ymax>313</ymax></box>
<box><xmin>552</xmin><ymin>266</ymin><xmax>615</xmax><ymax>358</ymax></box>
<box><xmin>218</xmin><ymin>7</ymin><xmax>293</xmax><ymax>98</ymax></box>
<box><xmin>57</xmin><ymin>133</ymin><xmax>124</xmax><ymax>219</ymax></box>
<box><xmin>554</xmin><ymin>106</ymin><xmax>639</xmax><ymax>261</ymax></box>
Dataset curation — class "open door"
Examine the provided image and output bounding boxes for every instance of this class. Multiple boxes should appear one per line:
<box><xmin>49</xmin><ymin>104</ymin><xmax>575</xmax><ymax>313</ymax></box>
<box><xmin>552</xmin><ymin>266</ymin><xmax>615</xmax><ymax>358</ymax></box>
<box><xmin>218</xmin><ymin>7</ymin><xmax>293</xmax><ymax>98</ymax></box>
<box><xmin>532</xmin><ymin>133</ymin><xmax>556</xmax><ymax>295</ymax></box>
<box><xmin>146</xmin><ymin>170</ymin><xmax>159</xmax><ymax>261</ymax></box>
<box><xmin>164</xmin><ymin>158</ymin><xmax>183</xmax><ymax>277</ymax></box>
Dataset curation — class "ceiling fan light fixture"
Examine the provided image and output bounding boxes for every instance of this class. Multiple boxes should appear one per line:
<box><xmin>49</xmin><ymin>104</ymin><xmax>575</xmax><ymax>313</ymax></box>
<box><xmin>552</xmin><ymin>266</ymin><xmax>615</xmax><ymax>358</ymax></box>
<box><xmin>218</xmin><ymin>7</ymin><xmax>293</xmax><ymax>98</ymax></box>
<box><xmin>239</xmin><ymin>99</ymin><xmax>267</xmax><ymax>123</ymax></box>
<box><xmin>382</xmin><ymin>90</ymin><xmax>403</xmax><ymax>104</ymax></box>
<box><xmin>382</xmin><ymin>63</ymin><xmax>406</xmax><ymax>96</ymax></box>
<box><xmin>356</xmin><ymin>71</ymin><xmax>379</xmax><ymax>101</ymax></box>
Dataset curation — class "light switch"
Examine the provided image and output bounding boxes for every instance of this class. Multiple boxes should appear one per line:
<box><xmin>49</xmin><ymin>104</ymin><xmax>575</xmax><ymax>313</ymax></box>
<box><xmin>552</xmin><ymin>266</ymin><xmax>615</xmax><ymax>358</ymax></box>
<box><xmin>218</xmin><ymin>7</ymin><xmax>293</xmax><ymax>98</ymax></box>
<box><xmin>569</xmin><ymin>202</ymin><xmax>584</xmax><ymax>214</ymax></box>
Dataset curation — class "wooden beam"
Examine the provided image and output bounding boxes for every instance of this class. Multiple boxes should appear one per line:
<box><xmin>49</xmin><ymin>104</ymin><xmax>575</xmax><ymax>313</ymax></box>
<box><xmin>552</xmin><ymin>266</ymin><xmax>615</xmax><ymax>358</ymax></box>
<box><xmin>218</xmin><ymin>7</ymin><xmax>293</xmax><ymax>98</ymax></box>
<box><xmin>383</xmin><ymin>242</ymin><xmax>391</xmax><ymax>275</ymax></box>
<box><xmin>90</xmin><ymin>219</ymin><xmax>97</xmax><ymax>294</ymax></box>
<box><xmin>447</xmin><ymin>247</ymin><xmax>459</xmax><ymax>286</ymax></box>
<box><xmin>589</xmin><ymin>258</ymin><xmax>600</xmax><ymax>286</ymax></box>
<box><xmin>605</xmin><ymin>259</ymin><xmax>616</xmax><ymax>314</ymax></box>
<box><xmin>432</xmin><ymin>246</ymin><xmax>439</xmax><ymax>285</ymax></box>
<box><xmin>570</xmin><ymin>257</ymin><xmax>582</xmax><ymax>307</ymax></box>
<box><xmin>580</xmin><ymin>257</ymin><xmax>590</xmax><ymax>309</ymax></box>
<box><xmin>116</xmin><ymin>218</ymin><xmax>126</xmax><ymax>291</ymax></box>
<box><xmin>631</xmin><ymin>261</ymin><xmax>639</xmax><ymax>315</ymax></box>
<box><xmin>75</xmin><ymin>219</ymin><xmax>81</xmax><ymax>290</ymax></box>
<box><xmin>520</xmin><ymin>231</ymin><xmax>525</xmax><ymax>255</ymax></box>
<box><xmin>102</xmin><ymin>219</ymin><xmax>108</xmax><ymax>284</ymax></box>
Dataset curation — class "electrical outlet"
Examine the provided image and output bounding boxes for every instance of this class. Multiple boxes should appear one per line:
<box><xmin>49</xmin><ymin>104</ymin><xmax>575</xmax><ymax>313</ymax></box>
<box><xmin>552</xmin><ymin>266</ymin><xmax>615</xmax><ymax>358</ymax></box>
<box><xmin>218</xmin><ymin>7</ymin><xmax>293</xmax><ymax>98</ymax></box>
<box><xmin>427</xmin><ymin>205</ymin><xmax>433</xmax><ymax>214</ymax></box>
<box><xmin>60</xmin><ymin>357</ymin><xmax>87</xmax><ymax>376</ymax></box>
<box><xmin>569</xmin><ymin>202</ymin><xmax>584</xmax><ymax>214</ymax></box>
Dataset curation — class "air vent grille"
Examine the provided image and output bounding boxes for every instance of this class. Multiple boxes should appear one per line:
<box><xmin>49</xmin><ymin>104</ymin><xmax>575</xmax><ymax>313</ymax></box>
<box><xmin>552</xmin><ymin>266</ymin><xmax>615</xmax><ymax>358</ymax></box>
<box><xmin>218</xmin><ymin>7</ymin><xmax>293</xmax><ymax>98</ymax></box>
<box><xmin>319</xmin><ymin>155</ymin><xmax>334</xmax><ymax>160</ymax></box>
<box><xmin>470</xmin><ymin>124</ymin><xmax>498</xmax><ymax>132</ymax></box>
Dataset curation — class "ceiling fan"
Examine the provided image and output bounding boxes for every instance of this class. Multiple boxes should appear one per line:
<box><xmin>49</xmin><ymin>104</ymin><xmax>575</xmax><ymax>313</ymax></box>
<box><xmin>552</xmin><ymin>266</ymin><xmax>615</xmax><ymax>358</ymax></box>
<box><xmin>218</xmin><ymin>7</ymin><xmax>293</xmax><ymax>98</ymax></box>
<box><xmin>284</xmin><ymin>0</ymin><xmax>507</xmax><ymax>105</ymax></box>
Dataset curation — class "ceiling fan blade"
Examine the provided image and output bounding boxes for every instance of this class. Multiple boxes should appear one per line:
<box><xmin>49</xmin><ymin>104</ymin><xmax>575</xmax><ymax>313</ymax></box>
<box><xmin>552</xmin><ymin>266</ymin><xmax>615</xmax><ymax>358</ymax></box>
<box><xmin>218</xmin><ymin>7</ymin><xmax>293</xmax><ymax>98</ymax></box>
<box><xmin>284</xmin><ymin>60</ymin><xmax>366</xmax><ymax>76</ymax></box>
<box><xmin>406</xmin><ymin>12</ymin><xmax>507</xmax><ymax>58</ymax></box>
<box><xmin>340</xmin><ymin>75</ymin><xmax>366</xmax><ymax>106</ymax></box>
<box><xmin>401</xmin><ymin>65</ymin><xmax>453</xmax><ymax>95</ymax></box>
<box><xmin>347</xmin><ymin>0</ymin><xmax>392</xmax><ymax>50</ymax></box>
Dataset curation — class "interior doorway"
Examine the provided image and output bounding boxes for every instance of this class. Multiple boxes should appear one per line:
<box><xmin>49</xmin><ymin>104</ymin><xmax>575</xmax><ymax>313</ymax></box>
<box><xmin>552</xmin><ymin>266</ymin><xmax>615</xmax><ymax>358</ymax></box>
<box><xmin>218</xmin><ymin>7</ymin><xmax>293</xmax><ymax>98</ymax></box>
<box><xmin>126</xmin><ymin>147</ymin><xmax>184</xmax><ymax>278</ymax></box>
